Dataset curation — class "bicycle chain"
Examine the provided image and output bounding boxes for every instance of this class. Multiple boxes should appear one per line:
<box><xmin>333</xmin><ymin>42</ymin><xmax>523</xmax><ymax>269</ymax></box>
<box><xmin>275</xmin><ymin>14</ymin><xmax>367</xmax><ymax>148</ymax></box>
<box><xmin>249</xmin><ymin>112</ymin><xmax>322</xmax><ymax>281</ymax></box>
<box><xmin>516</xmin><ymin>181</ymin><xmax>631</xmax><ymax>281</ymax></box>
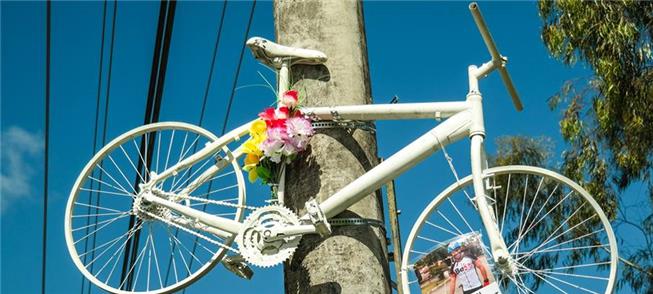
<box><xmin>139</xmin><ymin>209</ymin><xmax>240</xmax><ymax>255</ymax></box>
<box><xmin>180</xmin><ymin>194</ymin><xmax>258</xmax><ymax>211</ymax></box>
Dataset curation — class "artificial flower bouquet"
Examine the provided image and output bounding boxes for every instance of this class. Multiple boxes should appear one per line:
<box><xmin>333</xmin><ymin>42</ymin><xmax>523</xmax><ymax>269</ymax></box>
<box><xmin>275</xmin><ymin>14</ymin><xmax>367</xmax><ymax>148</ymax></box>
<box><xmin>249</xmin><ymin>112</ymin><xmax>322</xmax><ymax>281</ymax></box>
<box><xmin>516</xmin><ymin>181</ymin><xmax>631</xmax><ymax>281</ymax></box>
<box><xmin>242</xmin><ymin>90</ymin><xmax>315</xmax><ymax>185</ymax></box>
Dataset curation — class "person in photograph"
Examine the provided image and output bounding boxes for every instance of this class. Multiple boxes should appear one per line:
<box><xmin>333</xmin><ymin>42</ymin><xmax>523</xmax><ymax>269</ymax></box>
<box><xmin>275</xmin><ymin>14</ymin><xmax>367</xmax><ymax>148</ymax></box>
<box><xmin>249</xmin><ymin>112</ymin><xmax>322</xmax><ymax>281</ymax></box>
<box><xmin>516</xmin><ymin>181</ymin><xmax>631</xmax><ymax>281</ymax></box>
<box><xmin>447</xmin><ymin>240</ymin><xmax>490</xmax><ymax>294</ymax></box>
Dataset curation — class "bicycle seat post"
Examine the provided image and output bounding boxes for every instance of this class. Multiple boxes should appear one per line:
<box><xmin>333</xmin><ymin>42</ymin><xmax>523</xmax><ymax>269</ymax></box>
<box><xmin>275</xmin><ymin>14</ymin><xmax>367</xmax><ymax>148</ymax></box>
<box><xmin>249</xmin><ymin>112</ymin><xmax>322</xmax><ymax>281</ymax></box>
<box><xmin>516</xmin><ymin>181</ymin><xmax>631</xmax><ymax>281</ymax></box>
<box><xmin>245</xmin><ymin>37</ymin><xmax>328</xmax><ymax>204</ymax></box>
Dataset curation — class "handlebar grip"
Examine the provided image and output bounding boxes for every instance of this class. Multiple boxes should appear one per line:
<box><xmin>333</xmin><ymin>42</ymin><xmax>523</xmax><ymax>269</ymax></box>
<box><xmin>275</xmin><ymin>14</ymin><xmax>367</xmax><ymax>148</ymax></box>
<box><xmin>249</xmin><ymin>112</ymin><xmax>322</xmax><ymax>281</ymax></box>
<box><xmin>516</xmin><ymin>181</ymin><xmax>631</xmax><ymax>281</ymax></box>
<box><xmin>469</xmin><ymin>3</ymin><xmax>500</xmax><ymax>60</ymax></box>
<box><xmin>469</xmin><ymin>2</ymin><xmax>524</xmax><ymax>112</ymax></box>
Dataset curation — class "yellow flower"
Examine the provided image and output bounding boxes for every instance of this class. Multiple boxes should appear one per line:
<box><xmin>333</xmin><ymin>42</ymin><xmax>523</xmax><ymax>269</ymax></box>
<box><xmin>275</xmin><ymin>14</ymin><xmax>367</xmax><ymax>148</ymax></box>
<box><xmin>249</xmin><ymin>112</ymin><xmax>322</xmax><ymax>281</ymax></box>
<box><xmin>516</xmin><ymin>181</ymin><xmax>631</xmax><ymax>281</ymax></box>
<box><xmin>247</xmin><ymin>168</ymin><xmax>258</xmax><ymax>183</ymax></box>
<box><xmin>250</xmin><ymin>119</ymin><xmax>267</xmax><ymax>137</ymax></box>
<box><xmin>242</xmin><ymin>138</ymin><xmax>262</xmax><ymax>156</ymax></box>
<box><xmin>243</xmin><ymin>153</ymin><xmax>260</xmax><ymax>170</ymax></box>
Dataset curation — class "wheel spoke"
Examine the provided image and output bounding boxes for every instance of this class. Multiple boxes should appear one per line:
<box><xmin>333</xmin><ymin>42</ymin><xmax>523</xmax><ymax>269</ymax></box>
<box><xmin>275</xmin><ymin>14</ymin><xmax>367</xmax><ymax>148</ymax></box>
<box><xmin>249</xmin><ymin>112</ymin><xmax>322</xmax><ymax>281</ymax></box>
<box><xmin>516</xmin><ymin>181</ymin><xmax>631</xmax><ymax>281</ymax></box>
<box><xmin>517</xmin><ymin>210</ymin><xmax>595</xmax><ymax>262</ymax></box>
<box><xmin>73</xmin><ymin>212</ymin><xmax>130</xmax><ymax>245</ymax></box>
<box><xmin>171</xmin><ymin>157</ymin><xmax>214</xmax><ymax>192</ymax></box>
<box><xmin>87</xmin><ymin>175</ymin><xmax>133</xmax><ymax>196</ymax></box>
<box><xmin>74</xmin><ymin>201</ymin><xmax>123</xmax><ymax>213</ymax></box>
<box><xmin>94</xmin><ymin>222</ymin><xmax>143</xmax><ymax>278</ymax></box>
<box><xmin>529</xmin><ymin>269</ymin><xmax>602</xmax><ymax>293</ymax></box>
<box><xmin>166</xmin><ymin>227</ymin><xmax>192</xmax><ymax>275</ymax></box>
<box><xmin>131</xmin><ymin>138</ymin><xmax>150</xmax><ymax>182</ymax></box>
<box><xmin>96</xmin><ymin>162</ymin><xmax>136</xmax><ymax>194</ymax></box>
<box><xmin>436</xmin><ymin>210</ymin><xmax>464</xmax><ymax>235</ymax></box>
<box><xmin>425</xmin><ymin>220</ymin><xmax>458</xmax><ymax>236</ymax></box>
<box><xmin>79</xmin><ymin>188</ymin><xmax>133</xmax><ymax>198</ymax></box>
<box><xmin>73</xmin><ymin>213</ymin><xmax>129</xmax><ymax>233</ymax></box>
<box><xmin>107</xmin><ymin>154</ymin><xmax>139</xmax><ymax>195</ymax></box>
<box><xmin>119</xmin><ymin>145</ymin><xmax>145</xmax><ymax>184</ymax></box>
<box><xmin>500</xmin><ymin>173</ymin><xmax>511</xmax><ymax>234</ymax></box>
<box><xmin>447</xmin><ymin>195</ymin><xmax>474</xmax><ymax>233</ymax></box>
<box><xmin>149</xmin><ymin>225</ymin><xmax>164</xmax><ymax>289</ymax></box>
<box><xmin>416</xmin><ymin>235</ymin><xmax>447</xmax><ymax>246</ymax></box>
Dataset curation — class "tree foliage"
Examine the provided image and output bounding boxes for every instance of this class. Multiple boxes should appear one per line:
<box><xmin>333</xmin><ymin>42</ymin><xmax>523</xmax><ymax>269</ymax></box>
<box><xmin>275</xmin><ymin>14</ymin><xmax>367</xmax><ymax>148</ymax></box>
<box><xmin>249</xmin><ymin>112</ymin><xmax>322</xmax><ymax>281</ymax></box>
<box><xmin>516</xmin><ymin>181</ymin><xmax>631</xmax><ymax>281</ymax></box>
<box><xmin>537</xmin><ymin>0</ymin><xmax>653</xmax><ymax>291</ymax></box>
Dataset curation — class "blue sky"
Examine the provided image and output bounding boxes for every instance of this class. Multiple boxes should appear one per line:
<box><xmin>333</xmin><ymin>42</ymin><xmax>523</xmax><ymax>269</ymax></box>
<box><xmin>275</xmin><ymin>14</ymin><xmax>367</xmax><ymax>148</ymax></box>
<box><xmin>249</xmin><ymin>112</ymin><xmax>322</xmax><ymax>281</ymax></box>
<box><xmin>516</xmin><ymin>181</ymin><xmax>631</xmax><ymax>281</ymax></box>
<box><xmin>1</xmin><ymin>1</ymin><xmax>647</xmax><ymax>293</ymax></box>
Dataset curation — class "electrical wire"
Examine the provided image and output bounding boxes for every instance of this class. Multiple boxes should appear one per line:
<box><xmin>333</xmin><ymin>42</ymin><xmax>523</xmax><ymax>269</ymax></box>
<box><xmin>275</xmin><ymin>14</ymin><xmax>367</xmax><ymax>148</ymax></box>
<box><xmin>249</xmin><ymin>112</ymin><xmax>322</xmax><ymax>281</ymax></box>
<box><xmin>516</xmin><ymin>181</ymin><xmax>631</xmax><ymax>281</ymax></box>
<box><xmin>80</xmin><ymin>2</ymin><xmax>108</xmax><ymax>293</ymax></box>
<box><xmin>162</xmin><ymin>1</ymin><xmax>230</xmax><ymax>286</ymax></box>
<box><xmin>198</xmin><ymin>1</ymin><xmax>228</xmax><ymax>127</ymax></box>
<box><xmin>118</xmin><ymin>0</ymin><xmax>169</xmax><ymax>286</ymax></box>
<box><xmin>119</xmin><ymin>0</ymin><xmax>177</xmax><ymax>290</ymax></box>
<box><xmin>180</xmin><ymin>3</ymin><xmax>257</xmax><ymax>292</ymax></box>
<box><xmin>220</xmin><ymin>0</ymin><xmax>257</xmax><ymax>136</ymax></box>
<box><xmin>83</xmin><ymin>1</ymin><xmax>119</xmax><ymax>293</ymax></box>
<box><xmin>179</xmin><ymin>1</ymin><xmax>259</xmax><ymax>291</ymax></box>
<box><xmin>41</xmin><ymin>1</ymin><xmax>51</xmax><ymax>293</ymax></box>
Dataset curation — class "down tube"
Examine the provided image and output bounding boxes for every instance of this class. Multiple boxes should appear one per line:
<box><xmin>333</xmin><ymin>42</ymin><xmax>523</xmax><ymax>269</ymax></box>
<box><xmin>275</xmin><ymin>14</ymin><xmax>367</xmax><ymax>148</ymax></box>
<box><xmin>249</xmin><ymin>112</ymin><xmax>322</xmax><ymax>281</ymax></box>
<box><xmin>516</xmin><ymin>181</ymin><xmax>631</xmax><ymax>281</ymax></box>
<box><xmin>317</xmin><ymin>111</ymin><xmax>472</xmax><ymax>219</ymax></box>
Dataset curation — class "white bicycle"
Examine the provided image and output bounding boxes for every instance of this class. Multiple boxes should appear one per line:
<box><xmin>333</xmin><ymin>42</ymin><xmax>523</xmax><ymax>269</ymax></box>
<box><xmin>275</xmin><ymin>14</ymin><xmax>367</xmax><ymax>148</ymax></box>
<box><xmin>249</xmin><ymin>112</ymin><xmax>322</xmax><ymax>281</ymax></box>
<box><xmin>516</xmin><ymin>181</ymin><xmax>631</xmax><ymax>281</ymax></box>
<box><xmin>65</xmin><ymin>3</ymin><xmax>617</xmax><ymax>293</ymax></box>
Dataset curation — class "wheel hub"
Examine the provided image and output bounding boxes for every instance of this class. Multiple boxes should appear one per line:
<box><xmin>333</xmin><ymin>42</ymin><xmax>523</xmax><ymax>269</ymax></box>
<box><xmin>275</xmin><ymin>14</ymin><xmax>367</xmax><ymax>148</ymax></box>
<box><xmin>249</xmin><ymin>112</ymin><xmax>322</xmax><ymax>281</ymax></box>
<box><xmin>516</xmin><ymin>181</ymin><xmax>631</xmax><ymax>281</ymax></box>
<box><xmin>133</xmin><ymin>188</ymin><xmax>172</xmax><ymax>221</ymax></box>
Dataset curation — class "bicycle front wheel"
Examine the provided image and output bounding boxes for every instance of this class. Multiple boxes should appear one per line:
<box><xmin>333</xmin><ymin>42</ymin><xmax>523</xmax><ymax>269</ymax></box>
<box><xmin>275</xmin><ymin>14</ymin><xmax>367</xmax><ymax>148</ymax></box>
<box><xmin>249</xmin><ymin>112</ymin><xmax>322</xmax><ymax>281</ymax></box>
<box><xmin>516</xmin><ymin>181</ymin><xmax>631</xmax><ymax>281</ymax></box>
<box><xmin>65</xmin><ymin>122</ymin><xmax>246</xmax><ymax>294</ymax></box>
<box><xmin>401</xmin><ymin>165</ymin><xmax>617</xmax><ymax>294</ymax></box>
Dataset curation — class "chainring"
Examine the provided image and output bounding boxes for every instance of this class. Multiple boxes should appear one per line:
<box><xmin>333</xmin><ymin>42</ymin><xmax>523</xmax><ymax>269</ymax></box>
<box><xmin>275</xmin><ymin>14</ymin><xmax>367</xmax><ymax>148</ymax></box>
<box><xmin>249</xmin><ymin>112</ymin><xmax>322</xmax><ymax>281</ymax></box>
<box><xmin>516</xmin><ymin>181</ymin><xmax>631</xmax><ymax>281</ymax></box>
<box><xmin>236</xmin><ymin>205</ymin><xmax>302</xmax><ymax>268</ymax></box>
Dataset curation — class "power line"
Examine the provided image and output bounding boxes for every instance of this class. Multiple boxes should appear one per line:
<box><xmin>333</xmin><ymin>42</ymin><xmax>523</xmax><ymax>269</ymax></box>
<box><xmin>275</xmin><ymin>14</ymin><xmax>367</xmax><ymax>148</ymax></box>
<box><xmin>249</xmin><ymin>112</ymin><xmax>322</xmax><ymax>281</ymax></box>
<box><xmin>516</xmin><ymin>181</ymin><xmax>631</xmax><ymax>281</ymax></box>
<box><xmin>119</xmin><ymin>0</ymin><xmax>177</xmax><ymax>290</ymax></box>
<box><xmin>197</xmin><ymin>1</ymin><xmax>228</xmax><ymax>127</ymax></box>
<box><xmin>179</xmin><ymin>3</ymin><xmax>257</xmax><ymax>291</ymax></box>
<box><xmin>80</xmin><ymin>1</ymin><xmax>108</xmax><ymax>293</ymax></box>
<box><xmin>220</xmin><ymin>0</ymin><xmax>257</xmax><ymax>136</ymax></box>
<box><xmin>41</xmin><ymin>1</ymin><xmax>51</xmax><ymax>293</ymax></box>
<box><xmin>118</xmin><ymin>1</ymin><xmax>169</xmax><ymax>286</ymax></box>
<box><xmin>83</xmin><ymin>1</ymin><xmax>119</xmax><ymax>293</ymax></box>
<box><xmin>162</xmin><ymin>3</ymin><xmax>231</xmax><ymax>285</ymax></box>
<box><xmin>176</xmin><ymin>2</ymin><xmax>258</xmax><ymax>291</ymax></box>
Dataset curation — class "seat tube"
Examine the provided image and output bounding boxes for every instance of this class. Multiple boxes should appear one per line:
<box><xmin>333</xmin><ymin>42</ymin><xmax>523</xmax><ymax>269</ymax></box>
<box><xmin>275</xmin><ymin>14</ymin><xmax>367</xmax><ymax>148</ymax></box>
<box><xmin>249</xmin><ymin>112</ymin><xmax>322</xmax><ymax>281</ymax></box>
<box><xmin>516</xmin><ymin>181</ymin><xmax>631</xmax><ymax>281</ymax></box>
<box><xmin>278</xmin><ymin>60</ymin><xmax>290</xmax><ymax>93</ymax></box>
<box><xmin>276</xmin><ymin>60</ymin><xmax>290</xmax><ymax>204</ymax></box>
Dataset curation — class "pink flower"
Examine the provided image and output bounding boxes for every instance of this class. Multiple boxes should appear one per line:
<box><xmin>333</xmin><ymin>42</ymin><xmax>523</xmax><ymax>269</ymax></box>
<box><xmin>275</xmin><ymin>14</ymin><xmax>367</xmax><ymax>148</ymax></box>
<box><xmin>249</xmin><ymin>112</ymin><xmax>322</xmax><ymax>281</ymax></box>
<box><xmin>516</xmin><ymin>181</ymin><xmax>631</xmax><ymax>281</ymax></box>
<box><xmin>286</xmin><ymin>117</ymin><xmax>314</xmax><ymax>138</ymax></box>
<box><xmin>281</xmin><ymin>142</ymin><xmax>299</xmax><ymax>156</ymax></box>
<box><xmin>267</xmin><ymin>126</ymin><xmax>289</xmax><ymax>141</ymax></box>
<box><xmin>286</xmin><ymin>117</ymin><xmax>314</xmax><ymax>151</ymax></box>
<box><xmin>292</xmin><ymin>109</ymin><xmax>303</xmax><ymax>117</ymax></box>
<box><xmin>260</xmin><ymin>138</ymin><xmax>284</xmax><ymax>163</ymax></box>
<box><xmin>280</xmin><ymin>90</ymin><xmax>299</xmax><ymax>108</ymax></box>
<box><xmin>259</xmin><ymin>107</ymin><xmax>276</xmax><ymax>122</ymax></box>
<box><xmin>287</xmin><ymin>135</ymin><xmax>310</xmax><ymax>151</ymax></box>
<box><xmin>276</xmin><ymin>107</ymin><xmax>290</xmax><ymax>119</ymax></box>
<box><xmin>259</xmin><ymin>107</ymin><xmax>288</xmax><ymax>128</ymax></box>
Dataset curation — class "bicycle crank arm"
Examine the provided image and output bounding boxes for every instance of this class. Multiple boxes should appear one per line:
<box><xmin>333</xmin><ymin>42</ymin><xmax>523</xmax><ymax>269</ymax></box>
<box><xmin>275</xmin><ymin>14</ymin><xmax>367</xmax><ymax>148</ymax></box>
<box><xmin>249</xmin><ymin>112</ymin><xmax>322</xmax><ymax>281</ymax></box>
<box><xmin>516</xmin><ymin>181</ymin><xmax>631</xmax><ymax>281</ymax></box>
<box><xmin>262</xmin><ymin>224</ymin><xmax>317</xmax><ymax>242</ymax></box>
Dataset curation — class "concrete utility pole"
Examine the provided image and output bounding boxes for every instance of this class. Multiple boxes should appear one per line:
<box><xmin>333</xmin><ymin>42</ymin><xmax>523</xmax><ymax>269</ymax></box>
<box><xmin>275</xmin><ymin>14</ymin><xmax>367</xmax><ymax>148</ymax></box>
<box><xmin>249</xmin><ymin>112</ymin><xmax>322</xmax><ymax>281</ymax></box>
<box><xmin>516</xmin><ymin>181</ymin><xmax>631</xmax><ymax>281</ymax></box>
<box><xmin>275</xmin><ymin>1</ymin><xmax>391</xmax><ymax>293</ymax></box>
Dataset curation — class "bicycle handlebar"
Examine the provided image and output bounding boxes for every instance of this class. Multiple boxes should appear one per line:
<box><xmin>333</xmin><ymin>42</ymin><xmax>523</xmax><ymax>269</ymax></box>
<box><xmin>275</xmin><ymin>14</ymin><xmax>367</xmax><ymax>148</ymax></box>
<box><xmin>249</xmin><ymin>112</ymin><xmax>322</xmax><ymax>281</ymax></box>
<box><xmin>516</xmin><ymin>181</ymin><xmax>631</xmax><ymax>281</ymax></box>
<box><xmin>469</xmin><ymin>2</ymin><xmax>523</xmax><ymax>111</ymax></box>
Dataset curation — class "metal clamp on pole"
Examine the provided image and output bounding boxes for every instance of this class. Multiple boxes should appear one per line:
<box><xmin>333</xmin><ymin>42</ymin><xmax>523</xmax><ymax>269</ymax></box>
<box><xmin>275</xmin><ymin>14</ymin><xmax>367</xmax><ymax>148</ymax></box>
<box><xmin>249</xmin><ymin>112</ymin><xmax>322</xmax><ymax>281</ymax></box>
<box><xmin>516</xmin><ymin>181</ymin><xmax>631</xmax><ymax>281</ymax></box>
<box><xmin>311</xmin><ymin>120</ymin><xmax>376</xmax><ymax>133</ymax></box>
<box><xmin>329</xmin><ymin>218</ymin><xmax>386</xmax><ymax>231</ymax></box>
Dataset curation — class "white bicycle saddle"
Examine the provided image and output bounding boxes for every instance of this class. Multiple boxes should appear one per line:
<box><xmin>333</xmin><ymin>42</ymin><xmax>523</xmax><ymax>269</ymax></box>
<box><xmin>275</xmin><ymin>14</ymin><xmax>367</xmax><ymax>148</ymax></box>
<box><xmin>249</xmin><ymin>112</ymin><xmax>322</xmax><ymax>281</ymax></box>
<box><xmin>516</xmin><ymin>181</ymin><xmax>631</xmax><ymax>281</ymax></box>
<box><xmin>246</xmin><ymin>37</ymin><xmax>327</xmax><ymax>69</ymax></box>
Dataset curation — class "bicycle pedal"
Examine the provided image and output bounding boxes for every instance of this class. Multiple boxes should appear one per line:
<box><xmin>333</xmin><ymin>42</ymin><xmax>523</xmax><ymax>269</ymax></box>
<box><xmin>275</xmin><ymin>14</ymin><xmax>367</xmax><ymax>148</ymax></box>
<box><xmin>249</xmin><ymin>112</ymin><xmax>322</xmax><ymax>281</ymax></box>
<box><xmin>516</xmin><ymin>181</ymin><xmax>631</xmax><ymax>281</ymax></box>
<box><xmin>222</xmin><ymin>255</ymin><xmax>254</xmax><ymax>280</ymax></box>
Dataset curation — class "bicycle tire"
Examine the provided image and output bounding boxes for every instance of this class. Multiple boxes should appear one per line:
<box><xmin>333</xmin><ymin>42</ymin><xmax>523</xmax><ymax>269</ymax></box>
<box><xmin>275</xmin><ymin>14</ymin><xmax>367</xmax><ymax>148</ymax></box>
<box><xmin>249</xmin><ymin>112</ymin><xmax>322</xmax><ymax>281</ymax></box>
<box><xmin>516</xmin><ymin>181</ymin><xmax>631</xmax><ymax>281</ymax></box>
<box><xmin>401</xmin><ymin>165</ymin><xmax>617</xmax><ymax>294</ymax></box>
<box><xmin>65</xmin><ymin>122</ymin><xmax>246</xmax><ymax>294</ymax></box>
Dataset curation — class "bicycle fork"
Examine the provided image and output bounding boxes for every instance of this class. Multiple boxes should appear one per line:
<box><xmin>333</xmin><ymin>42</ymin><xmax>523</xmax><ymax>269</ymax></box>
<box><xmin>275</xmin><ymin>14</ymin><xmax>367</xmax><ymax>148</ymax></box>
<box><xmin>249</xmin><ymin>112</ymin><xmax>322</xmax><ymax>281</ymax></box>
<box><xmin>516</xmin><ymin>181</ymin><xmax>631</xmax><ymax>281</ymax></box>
<box><xmin>468</xmin><ymin>66</ymin><xmax>516</xmax><ymax>277</ymax></box>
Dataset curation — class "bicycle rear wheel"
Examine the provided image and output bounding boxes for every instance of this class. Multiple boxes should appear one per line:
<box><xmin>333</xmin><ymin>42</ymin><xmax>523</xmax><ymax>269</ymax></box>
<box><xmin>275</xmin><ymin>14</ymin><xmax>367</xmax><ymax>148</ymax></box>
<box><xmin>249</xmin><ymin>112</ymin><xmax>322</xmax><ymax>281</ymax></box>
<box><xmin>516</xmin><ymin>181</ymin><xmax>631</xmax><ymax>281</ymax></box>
<box><xmin>401</xmin><ymin>165</ymin><xmax>617</xmax><ymax>294</ymax></box>
<box><xmin>65</xmin><ymin>122</ymin><xmax>246</xmax><ymax>293</ymax></box>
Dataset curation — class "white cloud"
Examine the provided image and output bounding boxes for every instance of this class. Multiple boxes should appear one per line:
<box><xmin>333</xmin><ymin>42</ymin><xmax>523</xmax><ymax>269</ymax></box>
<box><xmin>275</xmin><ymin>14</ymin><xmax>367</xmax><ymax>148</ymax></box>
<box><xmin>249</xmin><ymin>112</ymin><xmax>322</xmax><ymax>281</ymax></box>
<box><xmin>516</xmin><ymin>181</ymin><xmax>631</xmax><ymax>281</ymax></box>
<box><xmin>1</xmin><ymin>126</ymin><xmax>44</xmax><ymax>211</ymax></box>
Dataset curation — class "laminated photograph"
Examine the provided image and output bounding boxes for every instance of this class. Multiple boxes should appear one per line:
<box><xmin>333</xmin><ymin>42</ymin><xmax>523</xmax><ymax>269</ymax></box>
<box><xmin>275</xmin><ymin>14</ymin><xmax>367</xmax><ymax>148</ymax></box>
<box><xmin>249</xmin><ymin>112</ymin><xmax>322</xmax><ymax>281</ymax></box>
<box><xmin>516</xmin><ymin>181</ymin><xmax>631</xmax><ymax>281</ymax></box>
<box><xmin>413</xmin><ymin>232</ymin><xmax>500</xmax><ymax>294</ymax></box>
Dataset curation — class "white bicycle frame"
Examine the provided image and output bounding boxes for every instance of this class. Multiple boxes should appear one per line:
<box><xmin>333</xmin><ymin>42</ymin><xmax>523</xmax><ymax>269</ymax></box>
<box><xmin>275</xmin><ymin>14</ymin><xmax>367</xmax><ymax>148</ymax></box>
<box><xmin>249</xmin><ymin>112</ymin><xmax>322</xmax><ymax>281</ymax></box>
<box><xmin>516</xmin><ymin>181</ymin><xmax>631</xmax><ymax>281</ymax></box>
<box><xmin>141</xmin><ymin>62</ymin><xmax>514</xmax><ymax>265</ymax></box>
<box><xmin>139</xmin><ymin>1</ymin><xmax>517</xmax><ymax>267</ymax></box>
